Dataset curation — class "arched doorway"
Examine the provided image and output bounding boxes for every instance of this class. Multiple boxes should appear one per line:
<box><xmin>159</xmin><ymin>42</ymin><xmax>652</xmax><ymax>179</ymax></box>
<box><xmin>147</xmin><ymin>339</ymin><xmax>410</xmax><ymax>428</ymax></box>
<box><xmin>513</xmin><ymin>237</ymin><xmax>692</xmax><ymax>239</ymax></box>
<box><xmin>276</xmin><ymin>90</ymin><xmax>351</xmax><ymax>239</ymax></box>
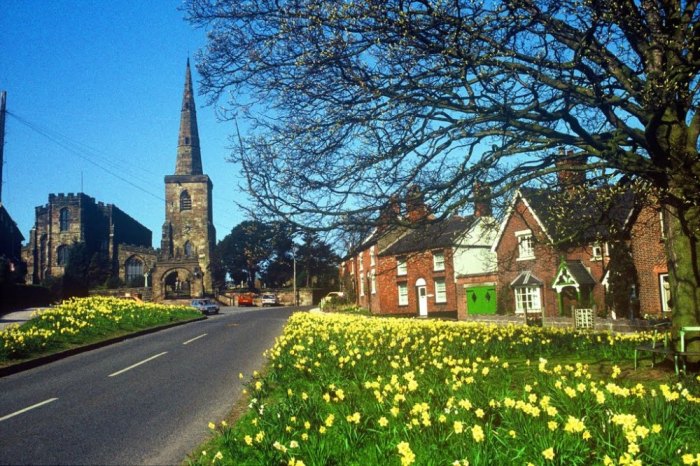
<box><xmin>163</xmin><ymin>269</ymin><xmax>192</xmax><ymax>299</ymax></box>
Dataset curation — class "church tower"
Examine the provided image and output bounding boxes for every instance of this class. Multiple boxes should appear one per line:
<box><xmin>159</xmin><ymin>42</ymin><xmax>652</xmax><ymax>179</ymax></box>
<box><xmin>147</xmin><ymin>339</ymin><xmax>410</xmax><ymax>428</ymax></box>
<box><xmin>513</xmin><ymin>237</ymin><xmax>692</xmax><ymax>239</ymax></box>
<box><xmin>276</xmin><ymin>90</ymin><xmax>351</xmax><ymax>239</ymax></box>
<box><xmin>154</xmin><ymin>60</ymin><xmax>216</xmax><ymax>299</ymax></box>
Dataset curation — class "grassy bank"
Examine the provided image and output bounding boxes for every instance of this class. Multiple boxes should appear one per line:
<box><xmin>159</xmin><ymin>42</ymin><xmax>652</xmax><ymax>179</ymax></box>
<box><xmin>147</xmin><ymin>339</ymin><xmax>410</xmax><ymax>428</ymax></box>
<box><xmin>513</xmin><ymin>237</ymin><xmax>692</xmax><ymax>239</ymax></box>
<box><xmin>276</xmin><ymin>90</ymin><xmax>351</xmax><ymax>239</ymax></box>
<box><xmin>0</xmin><ymin>296</ymin><xmax>201</xmax><ymax>364</ymax></box>
<box><xmin>191</xmin><ymin>312</ymin><xmax>700</xmax><ymax>466</ymax></box>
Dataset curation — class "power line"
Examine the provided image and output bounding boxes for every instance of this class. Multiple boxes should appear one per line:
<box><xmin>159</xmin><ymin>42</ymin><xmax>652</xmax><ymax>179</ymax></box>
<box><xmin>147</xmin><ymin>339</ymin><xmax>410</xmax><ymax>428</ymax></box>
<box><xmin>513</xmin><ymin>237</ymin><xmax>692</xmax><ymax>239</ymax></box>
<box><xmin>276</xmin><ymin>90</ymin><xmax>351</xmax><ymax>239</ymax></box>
<box><xmin>6</xmin><ymin>110</ymin><xmax>165</xmax><ymax>202</ymax></box>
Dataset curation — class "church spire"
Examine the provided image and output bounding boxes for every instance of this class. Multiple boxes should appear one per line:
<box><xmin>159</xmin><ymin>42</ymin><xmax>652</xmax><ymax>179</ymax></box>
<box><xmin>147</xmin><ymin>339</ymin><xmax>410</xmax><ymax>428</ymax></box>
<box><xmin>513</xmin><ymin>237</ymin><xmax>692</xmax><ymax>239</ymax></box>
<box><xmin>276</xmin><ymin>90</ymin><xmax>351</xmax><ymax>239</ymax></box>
<box><xmin>175</xmin><ymin>59</ymin><xmax>203</xmax><ymax>175</ymax></box>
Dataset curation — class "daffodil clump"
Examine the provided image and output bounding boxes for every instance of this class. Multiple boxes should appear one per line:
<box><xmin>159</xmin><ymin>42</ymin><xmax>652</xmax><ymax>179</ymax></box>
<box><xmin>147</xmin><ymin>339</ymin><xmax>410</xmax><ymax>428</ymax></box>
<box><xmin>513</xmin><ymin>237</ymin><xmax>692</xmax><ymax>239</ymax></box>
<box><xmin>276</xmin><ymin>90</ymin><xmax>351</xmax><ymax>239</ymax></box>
<box><xmin>196</xmin><ymin>313</ymin><xmax>700</xmax><ymax>466</ymax></box>
<box><xmin>0</xmin><ymin>296</ymin><xmax>200</xmax><ymax>361</ymax></box>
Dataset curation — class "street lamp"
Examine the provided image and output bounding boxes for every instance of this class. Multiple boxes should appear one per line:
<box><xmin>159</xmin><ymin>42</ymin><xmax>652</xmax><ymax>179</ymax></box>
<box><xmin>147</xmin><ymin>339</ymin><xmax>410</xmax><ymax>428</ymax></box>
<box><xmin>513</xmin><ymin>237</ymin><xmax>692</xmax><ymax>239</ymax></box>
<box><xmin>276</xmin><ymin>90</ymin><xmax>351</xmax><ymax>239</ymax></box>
<box><xmin>292</xmin><ymin>246</ymin><xmax>297</xmax><ymax>306</ymax></box>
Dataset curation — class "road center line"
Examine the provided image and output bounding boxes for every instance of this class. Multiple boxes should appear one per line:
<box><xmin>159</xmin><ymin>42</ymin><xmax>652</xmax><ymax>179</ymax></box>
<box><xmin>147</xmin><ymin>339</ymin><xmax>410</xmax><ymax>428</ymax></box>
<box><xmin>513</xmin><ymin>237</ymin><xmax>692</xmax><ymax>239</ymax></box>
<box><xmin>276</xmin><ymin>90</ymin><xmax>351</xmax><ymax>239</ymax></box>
<box><xmin>0</xmin><ymin>398</ymin><xmax>58</xmax><ymax>422</ymax></box>
<box><xmin>183</xmin><ymin>334</ymin><xmax>207</xmax><ymax>345</ymax></box>
<box><xmin>108</xmin><ymin>352</ymin><xmax>168</xmax><ymax>377</ymax></box>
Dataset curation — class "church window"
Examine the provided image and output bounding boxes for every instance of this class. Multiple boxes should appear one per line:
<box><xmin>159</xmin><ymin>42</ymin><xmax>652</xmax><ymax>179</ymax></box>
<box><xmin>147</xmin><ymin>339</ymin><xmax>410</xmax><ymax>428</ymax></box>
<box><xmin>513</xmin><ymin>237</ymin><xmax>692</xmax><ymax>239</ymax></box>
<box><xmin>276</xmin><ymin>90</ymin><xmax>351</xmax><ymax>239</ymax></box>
<box><xmin>59</xmin><ymin>208</ymin><xmax>70</xmax><ymax>231</ymax></box>
<box><xmin>180</xmin><ymin>191</ymin><xmax>192</xmax><ymax>211</ymax></box>
<box><xmin>184</xmin><ymin>241</ymin><xmax>193</xmax><ymax>257</ymax></box>
<box><xmin>125</xmin><ymin>256</ymin><xmax>144</xmax><ymax>283</ymax></box>
<box><xmin>57</xmin><ymin>245</ymin><xmax>70</xmax><ymax>266</ymax></box>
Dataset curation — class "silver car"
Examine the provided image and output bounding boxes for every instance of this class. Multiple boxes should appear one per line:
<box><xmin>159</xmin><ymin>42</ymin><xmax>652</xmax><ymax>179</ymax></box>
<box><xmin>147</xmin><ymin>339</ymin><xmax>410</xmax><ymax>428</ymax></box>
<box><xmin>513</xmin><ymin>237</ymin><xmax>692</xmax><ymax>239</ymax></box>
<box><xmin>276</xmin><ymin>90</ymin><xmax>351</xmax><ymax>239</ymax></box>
<box><xmin>191</xmin><ymin>298</ymin><xmax>220</xmax><ymax>315</ymax></box>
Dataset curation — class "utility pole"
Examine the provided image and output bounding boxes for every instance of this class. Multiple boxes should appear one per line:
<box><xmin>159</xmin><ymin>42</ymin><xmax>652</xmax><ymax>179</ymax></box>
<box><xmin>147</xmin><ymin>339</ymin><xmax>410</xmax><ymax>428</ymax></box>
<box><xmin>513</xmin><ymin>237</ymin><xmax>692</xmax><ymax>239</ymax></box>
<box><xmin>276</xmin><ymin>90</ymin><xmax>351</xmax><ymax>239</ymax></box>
<box><xmin>0</xmin><ymin>91</ymin><xmax>6</xmax><ymax>204</ymax></box>
<box><xmin>293</xmin><ymin>247</ymin><xmax>297</xmax><ymax>306</ymax></box>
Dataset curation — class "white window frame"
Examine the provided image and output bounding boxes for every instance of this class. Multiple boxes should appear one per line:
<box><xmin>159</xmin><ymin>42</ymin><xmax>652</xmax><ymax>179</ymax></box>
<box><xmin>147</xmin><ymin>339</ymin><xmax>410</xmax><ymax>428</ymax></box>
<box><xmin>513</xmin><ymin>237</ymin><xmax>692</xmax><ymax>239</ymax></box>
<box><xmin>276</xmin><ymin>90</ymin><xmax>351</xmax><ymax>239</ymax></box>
<box><xmin>591</xmin><ymin>242</ymin><xmax>609</xmax><ymax>261</ymax></box>
<box><xmin>433</xmin><ymin>251</ymin><xmax>445</xmax><ymax>271</ymax></box>
<box><xmin>659</xmin><ymin>273</ymin><xmax>671</xmax><ymax>313</ymax></box>
<box><xmin>514</xmin><ymin>286</ymin><xmax>542</xmax><ymax>313</ymax></box>
<box><xmin>659</xmin><ymin>211</ymin><xmax>667</xmax><ymax>240</ymax></box>
<box><xmin>398</xmin><ymin>283</ymin><xmax>408</xmax><ymax>306</ymax></box>
<box><xmin>434</xmin><ymin>278</ymin><xmax>447</xmax><ymax>303</ymax></box>
<box><xmin>397</xmin><ymin>257</ymin><xmax>407</xmax><ymax>276</ymax></box>
<box><xmin>359</xmin><ymin>272</ymin><xmax>365</xmax><ymax>297</ymax></box>
<box><xmin>371</xmin><ymin>269</ymin><xmax>376</xmax><ymax>294</ymax></box>
<box><xmin>370</xmin><ymin>246</ymin><xmax>376</xmax><ymax>266</ymax></box>
<box><xmin>515</xmin><ymin>230</ymin><xmax>535</xmax><ymax>260</ymax></box>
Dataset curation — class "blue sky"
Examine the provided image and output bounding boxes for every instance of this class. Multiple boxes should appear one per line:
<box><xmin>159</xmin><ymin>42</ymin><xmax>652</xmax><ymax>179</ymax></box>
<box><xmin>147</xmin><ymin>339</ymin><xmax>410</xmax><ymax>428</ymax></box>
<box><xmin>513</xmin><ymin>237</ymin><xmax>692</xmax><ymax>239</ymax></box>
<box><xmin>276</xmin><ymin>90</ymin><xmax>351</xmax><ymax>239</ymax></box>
<box><xmin>1</xmin><ymin>1</ymin><xmax>248</xmax><ymax>247</ymax></box>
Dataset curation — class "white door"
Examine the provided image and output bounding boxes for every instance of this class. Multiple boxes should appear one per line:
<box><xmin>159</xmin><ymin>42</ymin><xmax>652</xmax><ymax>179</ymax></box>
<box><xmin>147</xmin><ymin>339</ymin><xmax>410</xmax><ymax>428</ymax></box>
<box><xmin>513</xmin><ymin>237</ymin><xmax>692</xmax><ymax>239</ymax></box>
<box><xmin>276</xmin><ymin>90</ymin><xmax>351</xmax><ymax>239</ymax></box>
<box><xmin>418</xmin><ymin>286</ymin><xmax>428</xmax><ymax>316</ymax></box>
<box><xmin>416</xmin><ymin>278</ymin><xmax>428</xmax><ymax>317</ymax></box>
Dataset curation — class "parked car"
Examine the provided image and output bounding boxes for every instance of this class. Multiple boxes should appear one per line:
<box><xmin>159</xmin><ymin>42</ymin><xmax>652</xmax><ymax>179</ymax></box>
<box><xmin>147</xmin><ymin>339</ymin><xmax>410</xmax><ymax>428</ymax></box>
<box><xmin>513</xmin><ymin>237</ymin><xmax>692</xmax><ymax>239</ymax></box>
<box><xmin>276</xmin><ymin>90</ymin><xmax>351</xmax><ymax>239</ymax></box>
<box><xmin>237</xmin><ymin>293</ymin><xmax>255</xmax><ymax>307</ymax></box>
<box><xmin>261</xmin><ymin>293</ymin><xmax>278</xmax><ymax>307</ymax></box>
<box><xmin>191</xmin><ymin>298</ymin><xmax>220</xmax><ymax>315</ymax></box>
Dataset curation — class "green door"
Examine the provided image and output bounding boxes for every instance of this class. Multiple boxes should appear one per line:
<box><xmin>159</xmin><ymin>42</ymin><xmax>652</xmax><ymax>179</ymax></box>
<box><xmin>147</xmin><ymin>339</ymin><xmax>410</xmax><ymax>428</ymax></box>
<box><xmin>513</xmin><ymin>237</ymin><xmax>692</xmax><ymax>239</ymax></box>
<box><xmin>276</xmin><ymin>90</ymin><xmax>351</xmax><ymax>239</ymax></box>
<box><xmin>466</xmin><ymin>286</ymin><xmax>497</xmax><ymax>315</ymax></box>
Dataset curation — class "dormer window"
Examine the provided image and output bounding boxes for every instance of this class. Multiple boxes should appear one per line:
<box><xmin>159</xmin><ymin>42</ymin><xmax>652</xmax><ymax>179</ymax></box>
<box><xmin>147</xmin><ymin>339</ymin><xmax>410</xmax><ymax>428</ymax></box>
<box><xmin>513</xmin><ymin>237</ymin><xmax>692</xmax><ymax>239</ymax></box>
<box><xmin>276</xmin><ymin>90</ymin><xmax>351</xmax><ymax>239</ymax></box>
<box><xmin>180</xmin><ymin>191</ymin><xmax>192</xmax><ymax>211</ymax></box>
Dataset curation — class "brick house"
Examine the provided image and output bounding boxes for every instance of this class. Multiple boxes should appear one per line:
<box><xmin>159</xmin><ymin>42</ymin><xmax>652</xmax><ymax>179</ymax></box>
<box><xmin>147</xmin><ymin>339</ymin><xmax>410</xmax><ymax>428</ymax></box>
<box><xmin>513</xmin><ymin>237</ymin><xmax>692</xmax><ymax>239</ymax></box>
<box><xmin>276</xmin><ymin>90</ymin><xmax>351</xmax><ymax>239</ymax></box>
<box><xmin>342</xmin><ymin>189</ymin><xmax>498</xmax><ymax>318</ymax></box>
<box><xmin>491</xmin><ymin>176</ymin><xmax>669</xmax><ymax>318</ymax></box>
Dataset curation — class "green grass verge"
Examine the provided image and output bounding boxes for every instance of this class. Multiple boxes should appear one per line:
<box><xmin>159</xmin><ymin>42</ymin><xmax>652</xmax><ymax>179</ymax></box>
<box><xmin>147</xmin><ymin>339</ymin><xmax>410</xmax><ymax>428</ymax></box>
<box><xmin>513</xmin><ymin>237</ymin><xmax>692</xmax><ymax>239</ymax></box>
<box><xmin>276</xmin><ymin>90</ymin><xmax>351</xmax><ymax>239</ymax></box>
<box><xmin>0</xmin><ymin>296</ymin><xmax>202</xmax><ymax>365</ymax></box>
<box><xmin>188</xmin><ymin>312</ymin><xmax>700</xmax><ymax>466</ymax></box>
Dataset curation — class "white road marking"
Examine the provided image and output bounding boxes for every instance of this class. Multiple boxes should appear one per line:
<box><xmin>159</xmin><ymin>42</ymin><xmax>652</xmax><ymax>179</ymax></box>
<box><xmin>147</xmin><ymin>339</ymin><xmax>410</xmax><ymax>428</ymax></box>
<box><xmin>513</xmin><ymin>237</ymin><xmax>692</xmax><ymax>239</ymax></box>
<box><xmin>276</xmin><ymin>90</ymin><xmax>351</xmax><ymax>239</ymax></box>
<box><xmin>0</xmin><ymin>398</ymin><xmax>58</xmax><ymax>422</ymax></box>
<box><xmin>108</xmin><ymin>352</ymin><xmax>168</xmax><ymax>377</ymax></box>
<box><xmin>183</xmin><ymin>334</ymin><xmax>207</xmax><ymax>345</ymax></box>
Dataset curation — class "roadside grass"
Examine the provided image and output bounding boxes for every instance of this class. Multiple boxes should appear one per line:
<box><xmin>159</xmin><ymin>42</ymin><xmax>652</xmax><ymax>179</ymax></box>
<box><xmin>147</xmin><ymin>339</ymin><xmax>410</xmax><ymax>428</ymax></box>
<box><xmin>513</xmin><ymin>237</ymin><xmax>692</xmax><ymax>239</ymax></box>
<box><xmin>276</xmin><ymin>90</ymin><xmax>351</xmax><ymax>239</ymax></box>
<box><xmin>189</xmin><ymin>312</ymin><xmax>700</xmax><ymax>466</ymax></box>
<box><xmin>0</xmin><ymin>296</ymin><xmax>201</xmax><ymax>366</ymax></box>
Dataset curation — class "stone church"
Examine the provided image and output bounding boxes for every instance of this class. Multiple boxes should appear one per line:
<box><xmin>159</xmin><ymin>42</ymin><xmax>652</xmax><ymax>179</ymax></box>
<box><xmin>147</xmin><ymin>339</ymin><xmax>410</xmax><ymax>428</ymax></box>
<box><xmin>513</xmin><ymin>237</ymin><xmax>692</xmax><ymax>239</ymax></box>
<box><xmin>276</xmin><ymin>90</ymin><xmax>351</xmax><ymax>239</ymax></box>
<box><xmin>150</xmin><ymin>60</ymin><xmax>216</xmax><ymax>300</ymax></box>
<box><xmin>23</xmin><ymin>61</ymin><xmax>217</xmax><ymax>301</ymax></box>
<box><xmin>23</xmin><ymin>192</ymin><xmax>154</xmax><ymax>285</ymax></box>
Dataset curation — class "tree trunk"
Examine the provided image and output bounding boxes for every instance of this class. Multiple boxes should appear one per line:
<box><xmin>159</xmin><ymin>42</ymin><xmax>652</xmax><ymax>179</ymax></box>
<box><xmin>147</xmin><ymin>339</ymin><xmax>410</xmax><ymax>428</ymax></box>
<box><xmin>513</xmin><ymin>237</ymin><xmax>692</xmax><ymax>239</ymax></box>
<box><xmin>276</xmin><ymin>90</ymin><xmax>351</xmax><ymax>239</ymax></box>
<box><xmin>667</xmin><ymin>204</ymin><xmax>700</xmax><ymax>361</ymax></box>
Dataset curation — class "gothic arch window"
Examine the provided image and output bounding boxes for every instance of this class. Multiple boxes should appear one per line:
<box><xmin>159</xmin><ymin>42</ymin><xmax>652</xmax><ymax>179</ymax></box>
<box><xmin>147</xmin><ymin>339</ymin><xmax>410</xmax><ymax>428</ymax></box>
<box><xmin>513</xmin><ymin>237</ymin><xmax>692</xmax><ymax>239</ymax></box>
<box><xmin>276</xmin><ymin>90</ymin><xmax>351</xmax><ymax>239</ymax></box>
<box><xmin>59</xmin><ymin>208</ymin><xmax>70</xmax><ymax>231</ymax></box>
<box><xmin>184</xmin><ymin>241</ymin><xmax>193</xmax><ymax>258</ymax></box>
<box><xmin>180</xmin><ymin>191</ymin><xmax>192</xmax><ymax>211</ymax></box>
<box><xmin>57</xmin><ymin>245</ymin><xmax>70</xmax><ymax>266</ymax></box>
<box><xmin>125</xmin><ymin>256</ymin><xmax>144</xmax><ymax>284</ymax></box>
<box><xmin>39</xmin><ymin>234</ymin><xmax>48</xmax><ymax>267</ymax></box>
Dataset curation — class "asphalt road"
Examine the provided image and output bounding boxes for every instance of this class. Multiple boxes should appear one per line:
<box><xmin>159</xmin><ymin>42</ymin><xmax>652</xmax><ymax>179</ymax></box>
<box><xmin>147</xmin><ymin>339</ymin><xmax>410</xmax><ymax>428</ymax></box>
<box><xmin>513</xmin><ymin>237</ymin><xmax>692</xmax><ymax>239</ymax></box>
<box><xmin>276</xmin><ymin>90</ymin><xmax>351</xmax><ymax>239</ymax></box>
<box><xmin>0</xmin><ymin>305</ymin><xmax>301</xmax><ymax>465</ymax></box>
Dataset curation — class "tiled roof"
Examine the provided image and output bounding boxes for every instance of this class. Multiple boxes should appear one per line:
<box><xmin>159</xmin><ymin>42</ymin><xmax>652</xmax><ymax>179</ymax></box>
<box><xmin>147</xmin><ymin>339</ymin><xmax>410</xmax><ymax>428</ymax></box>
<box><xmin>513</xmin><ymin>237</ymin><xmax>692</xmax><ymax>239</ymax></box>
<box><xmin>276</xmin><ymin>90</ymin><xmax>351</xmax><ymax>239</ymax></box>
<box><xmin>563</xmin><ymin>260</ymin><xmax>596</xmax><ymax>286</ymax></box>
<box><xmin>380</xmin><ymin>216</ymin><xmax>476</xmax><ymax>256</ymax></box>
<box><xmin>510</xmin><ymin>271</ymin><xmax>544</xmax><ymax>287</ymax></box>
<box><xmin>520</xmin><ymin>187</ymin><xmax>636</xmax><ymax>244</ymax></box>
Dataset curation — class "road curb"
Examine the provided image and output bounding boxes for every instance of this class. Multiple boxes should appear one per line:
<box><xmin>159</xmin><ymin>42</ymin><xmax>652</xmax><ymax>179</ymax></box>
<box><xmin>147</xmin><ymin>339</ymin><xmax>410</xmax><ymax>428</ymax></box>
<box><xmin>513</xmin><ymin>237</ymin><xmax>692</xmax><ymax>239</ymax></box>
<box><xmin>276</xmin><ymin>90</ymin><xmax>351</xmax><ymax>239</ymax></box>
<box><xmin>0</xmin><ymin>316</ymin><xmax>207</xmax><ymax>378</ymax></box>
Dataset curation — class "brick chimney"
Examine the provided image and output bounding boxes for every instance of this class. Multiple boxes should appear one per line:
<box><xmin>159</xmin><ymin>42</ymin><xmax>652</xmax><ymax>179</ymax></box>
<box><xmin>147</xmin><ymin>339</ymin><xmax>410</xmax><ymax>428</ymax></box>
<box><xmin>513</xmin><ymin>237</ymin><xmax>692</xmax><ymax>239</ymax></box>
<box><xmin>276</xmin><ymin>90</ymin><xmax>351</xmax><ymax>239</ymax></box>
<box><xmin>473</xmin><ymin>182</ymin><xmax>492</xmax><ymax>218</ymax></box>
<box><xmin>378</xmin><ymin>195</ymin><xmax>401</xmax><ymax>228</ymax></box>
<box><xmin>555</xmin><ymin>148</ymin><xmax>587</xmax><ymax>188</ymax></box>
<box><xmin>406</xmin><ymin>185</ymin><xmax>430</xmax><ymax>223</ymax></box>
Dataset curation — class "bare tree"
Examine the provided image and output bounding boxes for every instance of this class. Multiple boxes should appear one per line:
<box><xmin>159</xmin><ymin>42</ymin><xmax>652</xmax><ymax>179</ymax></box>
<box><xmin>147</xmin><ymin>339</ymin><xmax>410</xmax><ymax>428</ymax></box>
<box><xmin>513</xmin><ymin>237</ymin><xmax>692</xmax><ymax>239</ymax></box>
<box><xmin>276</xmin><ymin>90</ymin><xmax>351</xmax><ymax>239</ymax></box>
<box><xmin>186</xmin><ymin>1</ymin><xmax>700</xmax><ymax>344</ymax></box>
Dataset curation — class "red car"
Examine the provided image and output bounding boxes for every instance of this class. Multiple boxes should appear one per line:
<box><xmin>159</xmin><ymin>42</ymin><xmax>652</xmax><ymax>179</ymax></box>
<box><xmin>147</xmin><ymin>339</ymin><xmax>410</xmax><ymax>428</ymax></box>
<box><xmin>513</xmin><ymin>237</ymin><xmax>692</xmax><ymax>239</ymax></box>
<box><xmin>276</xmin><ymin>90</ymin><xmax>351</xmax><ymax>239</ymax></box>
<box><xmin>237</xmin><ymin>293</ymin><xmax>255</xmax><ymax>307</ymax></box>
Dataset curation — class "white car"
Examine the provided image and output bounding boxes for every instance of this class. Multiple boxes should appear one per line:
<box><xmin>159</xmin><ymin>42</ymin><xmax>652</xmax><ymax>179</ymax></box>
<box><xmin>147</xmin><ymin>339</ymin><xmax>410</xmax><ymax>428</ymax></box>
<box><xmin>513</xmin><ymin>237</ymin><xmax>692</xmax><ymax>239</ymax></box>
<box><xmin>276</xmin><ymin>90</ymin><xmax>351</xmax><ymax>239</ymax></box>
<box><xmin>261</xmin><ymin>293</ymin><xmax>278</xmax><ymax>307</ymax></box>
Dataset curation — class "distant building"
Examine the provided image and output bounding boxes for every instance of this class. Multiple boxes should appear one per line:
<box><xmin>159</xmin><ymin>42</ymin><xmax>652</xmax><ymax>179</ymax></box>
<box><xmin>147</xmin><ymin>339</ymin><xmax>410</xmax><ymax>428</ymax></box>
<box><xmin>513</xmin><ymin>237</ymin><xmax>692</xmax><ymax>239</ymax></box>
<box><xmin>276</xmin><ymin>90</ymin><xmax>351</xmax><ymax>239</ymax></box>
<box><xmin>23</xmin><ymin>192</ymin><xmax>153</xmax><ymax>284</ymax></box>
<box><xmin>0</xmin><ymin>203</ymin><xmax>25</xmax><ymax>275</ymax></box>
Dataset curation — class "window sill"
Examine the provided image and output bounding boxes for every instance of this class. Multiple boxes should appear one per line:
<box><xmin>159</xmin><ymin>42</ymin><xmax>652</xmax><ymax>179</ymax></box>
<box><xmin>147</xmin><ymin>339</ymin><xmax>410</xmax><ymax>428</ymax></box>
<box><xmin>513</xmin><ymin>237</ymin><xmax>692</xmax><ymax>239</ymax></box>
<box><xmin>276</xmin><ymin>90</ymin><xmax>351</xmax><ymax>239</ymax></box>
<box><xmin>516</xmin><ymin>256</ymin><xmax>535</xmax><ymax>262</ymax></box>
